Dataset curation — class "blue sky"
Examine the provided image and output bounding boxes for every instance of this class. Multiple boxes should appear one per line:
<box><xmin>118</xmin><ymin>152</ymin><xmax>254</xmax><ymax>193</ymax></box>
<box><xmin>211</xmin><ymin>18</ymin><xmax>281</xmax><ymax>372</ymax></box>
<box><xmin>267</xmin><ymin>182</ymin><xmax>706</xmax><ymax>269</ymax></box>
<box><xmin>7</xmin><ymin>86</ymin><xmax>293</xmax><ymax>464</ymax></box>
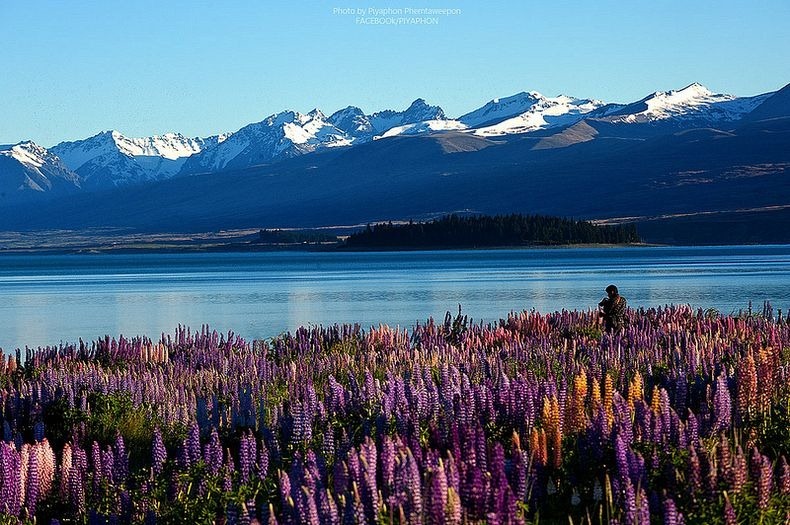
<box><xmin>1</xmin><ymin>0</ymin><xmax>788</xmax><ymax>146</ymax></box>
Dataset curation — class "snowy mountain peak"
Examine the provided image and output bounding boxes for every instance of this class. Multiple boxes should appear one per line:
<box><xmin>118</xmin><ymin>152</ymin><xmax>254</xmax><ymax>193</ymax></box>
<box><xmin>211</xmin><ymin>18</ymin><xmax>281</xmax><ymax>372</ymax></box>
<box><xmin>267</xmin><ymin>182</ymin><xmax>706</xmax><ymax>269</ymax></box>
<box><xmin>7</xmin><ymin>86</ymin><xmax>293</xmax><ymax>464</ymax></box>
<box><xmin>403</xmin><ymin>98</ymin><xmax>446</xmax><ymax>121</ymax></box>
<box><xmin>471</xmin><ymin>92</ymin><xmax>606</xmax><ymax>136</ymax></box>
<box><xmin>459</xmin><ymin>91</ymin><xmax>544</xmax><ymax>127</ymax></box>
<box><xmin>2</xmin><ymin>140</ymin><xmax>54</xmax><ymax>168</ymax></box>
<box><xmin>0</xmin><ymin>140</ymin><xmax>80</xmax><ymax>194</ymax></box>
<box><xmin>641</xmin><ymin>82</ymin><xmax>716</xmax><ymax>108</ymax></box>
<box><xmin>307</xmin><ymin>108</ymin><xmax>326</xmax><ymax>121</ymax></box>
<box><xmin>376</xmin><ymin>119</ymin><xmax>469</xmax><ymax>140</ymax></box>
<box><xmin>677</xmin><ymin>82</ymin><xmax>713</xmax><ymax>97</ymax></box>
<box><xmin>605</xmin><ymin>82</ymin><xmax>767</xmax><ymax>124</ymax></box>
<box><xmin>328</xmin><ymin>106</ymin><xmax>372</xmax><ymax>137</ymax></box>
<box><xmin>50</xmin><ymin>129</ymin><xmax>213</xmax><ymax>186</ymax></box>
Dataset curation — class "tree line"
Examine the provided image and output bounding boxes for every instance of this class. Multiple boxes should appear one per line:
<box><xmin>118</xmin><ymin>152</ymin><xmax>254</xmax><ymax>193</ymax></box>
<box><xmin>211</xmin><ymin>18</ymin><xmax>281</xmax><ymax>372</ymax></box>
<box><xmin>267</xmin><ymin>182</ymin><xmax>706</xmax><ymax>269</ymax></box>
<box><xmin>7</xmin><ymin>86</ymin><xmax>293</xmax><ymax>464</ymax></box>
<box><xmin>345</xmin><ymin>213</ymin><xmax>641</xmax><ymax>248</ymax></box>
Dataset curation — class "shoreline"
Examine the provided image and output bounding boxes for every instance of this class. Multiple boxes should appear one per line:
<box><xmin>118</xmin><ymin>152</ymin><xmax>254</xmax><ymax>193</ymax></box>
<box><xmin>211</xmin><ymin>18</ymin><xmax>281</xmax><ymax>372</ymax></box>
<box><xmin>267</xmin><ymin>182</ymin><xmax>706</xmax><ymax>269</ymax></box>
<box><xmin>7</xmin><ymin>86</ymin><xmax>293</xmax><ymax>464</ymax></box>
<box><xmin>0</xmin><ymin>242</ymin><xmax>660</xmax><ymax>255</ymax></box>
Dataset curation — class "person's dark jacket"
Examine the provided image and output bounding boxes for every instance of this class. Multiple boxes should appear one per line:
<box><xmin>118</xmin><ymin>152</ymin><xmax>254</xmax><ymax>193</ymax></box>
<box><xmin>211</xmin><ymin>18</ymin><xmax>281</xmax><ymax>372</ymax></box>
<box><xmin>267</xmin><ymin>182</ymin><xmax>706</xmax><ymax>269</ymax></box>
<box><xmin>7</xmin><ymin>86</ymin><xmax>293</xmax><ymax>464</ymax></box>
<box><xmin>599</xmin><ymin>295</ymin><xmax>627</xmax><ymax>331</ymax></box>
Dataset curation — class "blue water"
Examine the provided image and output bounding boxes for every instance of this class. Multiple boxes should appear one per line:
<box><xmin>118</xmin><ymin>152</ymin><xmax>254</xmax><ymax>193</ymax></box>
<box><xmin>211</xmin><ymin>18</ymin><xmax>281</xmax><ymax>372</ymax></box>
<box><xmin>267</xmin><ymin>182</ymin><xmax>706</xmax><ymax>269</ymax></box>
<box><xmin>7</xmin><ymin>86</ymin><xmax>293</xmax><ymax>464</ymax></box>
<box><xmin>1</xmin><ymin>245</ymin><xmax>789</xmax><ymax>351</ymax></box>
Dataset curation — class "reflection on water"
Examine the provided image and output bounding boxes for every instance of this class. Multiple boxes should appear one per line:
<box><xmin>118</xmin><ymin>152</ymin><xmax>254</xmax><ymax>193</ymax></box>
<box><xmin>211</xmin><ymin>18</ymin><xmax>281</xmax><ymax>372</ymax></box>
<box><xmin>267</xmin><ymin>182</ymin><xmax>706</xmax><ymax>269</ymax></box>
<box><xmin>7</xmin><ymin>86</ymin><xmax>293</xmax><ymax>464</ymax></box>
<box><xmin>1</xmin><ymin>246</ymin><xmax>789</xmax><ymax>351</ymax></box>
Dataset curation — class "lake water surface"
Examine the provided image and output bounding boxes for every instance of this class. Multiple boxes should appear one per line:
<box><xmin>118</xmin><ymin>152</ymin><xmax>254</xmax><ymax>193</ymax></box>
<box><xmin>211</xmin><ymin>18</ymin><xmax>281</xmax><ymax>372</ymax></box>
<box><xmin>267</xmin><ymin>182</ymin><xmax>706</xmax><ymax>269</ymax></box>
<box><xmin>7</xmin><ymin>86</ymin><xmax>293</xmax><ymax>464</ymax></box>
<box><xmin>1</xmin><ymin>245</ymin><xmax>789</xmax><ymax>351</ymax></box>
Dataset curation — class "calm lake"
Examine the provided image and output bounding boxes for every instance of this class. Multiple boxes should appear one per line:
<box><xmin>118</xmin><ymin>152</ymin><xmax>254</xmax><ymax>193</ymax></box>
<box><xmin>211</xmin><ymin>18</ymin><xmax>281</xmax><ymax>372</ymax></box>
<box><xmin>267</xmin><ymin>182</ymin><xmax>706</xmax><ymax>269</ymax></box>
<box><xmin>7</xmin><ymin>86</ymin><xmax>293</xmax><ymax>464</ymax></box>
<box><xmin>1</xmin><ymin>245</ymin><xmax>789</xmax><ymax>351</ymax></box>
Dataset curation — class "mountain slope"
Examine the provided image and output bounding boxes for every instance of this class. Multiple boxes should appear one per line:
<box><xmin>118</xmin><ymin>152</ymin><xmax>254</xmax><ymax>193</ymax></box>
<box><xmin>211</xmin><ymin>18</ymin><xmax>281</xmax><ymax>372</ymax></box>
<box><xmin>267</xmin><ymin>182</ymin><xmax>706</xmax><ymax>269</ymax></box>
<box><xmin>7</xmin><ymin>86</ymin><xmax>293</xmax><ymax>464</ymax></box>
<box><xmin>741</xmin><ymin>82</ymin><xmax>790</xmax><ymax>122</ymax></box>
<box><xmin>51</xmin><ymin>131</ymin><xmax>215</xmax><ymax>187</ymax></box>
<box><xmin>0</xmin><ymin>141</ymin><xmax>81</xmax><ymax>201</ymax></box>
<box><xmin>473</xmin><ymin>95</ymin><xmax>605</xmax><ymax>136</ymax></box>
<box><xmin>2</xmin><ymin>114</ymin><xmax>787</xmax><ymax>235</ymax></box>
<box><xmin>181</xmin><ymin>99</ymin><xmax>449</xmax><ymax>173</ymax></box>
<box><xmin>459</xmin><ymin>92</ymin><xmax>544</xmax><ymax>127</ymax></box>
<box><xmin>598</xmin><ymin>82</ymin><xmax>769</xmax><ymax>127</ymax></box>
<box><xmin>1</xmin><ymin>81</ymin><xmax>787</xmax><ymax>245</ymax></box>
<box><xmin>179</xmin><ymin>110</ymin><xmax>350</xmax><ymax>174</ymax></box>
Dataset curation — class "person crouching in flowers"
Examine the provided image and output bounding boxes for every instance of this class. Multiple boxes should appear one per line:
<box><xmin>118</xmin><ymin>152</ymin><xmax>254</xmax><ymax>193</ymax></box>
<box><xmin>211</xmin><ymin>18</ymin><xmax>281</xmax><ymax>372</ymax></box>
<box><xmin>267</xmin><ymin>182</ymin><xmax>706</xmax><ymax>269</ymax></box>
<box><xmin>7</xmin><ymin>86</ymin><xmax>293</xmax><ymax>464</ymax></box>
<box><xmin>598</xmin><ymin>284</ymin><xmax>627</xmax><ymax>332</ymax></box>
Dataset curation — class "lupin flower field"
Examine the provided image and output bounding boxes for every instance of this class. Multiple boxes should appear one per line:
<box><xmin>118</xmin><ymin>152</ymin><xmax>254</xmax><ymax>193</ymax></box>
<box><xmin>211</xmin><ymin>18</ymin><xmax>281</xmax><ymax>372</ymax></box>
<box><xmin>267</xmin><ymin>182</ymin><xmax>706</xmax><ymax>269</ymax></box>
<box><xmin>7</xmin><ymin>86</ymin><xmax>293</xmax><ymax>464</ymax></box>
<box><xmin>1</xmin><ymin>305</ymin><xmax>790</xmax><ymax>524</ymax></box>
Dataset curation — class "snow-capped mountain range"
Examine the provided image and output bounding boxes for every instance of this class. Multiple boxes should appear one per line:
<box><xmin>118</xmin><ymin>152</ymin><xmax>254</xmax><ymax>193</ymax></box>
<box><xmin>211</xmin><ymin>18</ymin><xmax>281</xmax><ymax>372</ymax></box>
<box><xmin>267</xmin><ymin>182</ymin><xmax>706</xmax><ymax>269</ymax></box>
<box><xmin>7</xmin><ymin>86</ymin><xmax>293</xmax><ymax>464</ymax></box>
<box><xmin>0</xmin><ymin>82</ymin><xmax>783</xmax><ymax>201</ymax></box>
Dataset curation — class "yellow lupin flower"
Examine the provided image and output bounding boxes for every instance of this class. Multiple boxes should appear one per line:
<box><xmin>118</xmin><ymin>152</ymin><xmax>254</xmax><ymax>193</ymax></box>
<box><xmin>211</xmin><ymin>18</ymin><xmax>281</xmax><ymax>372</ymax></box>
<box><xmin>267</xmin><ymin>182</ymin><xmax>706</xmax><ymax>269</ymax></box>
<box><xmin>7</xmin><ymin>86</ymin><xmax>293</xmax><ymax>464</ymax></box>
<box><xmin>627</xmin><ymin>371</ymin><xmax>644</xmax><ymax>408</ymax></box>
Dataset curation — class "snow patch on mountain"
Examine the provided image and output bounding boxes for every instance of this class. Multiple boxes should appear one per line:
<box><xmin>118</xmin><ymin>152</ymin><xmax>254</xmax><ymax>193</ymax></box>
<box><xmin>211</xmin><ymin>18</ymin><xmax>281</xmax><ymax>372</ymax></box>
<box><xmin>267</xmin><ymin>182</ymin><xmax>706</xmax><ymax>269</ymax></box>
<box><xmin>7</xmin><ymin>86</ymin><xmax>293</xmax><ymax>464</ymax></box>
<box><xmin>181</xmin><ymin>110</ymin><xmax>351</xmax><ymax>174</ymax></box>
<box><xmin>0</xmin><ymin>141</ymin><xmax>80</xmax><ymax>194</ymax></box>
<box><xmin>376</xmin><ymin>119</ymin><xmax>469</xmax><ymax>139</ymax></box>
<box><xmin>459</xmin><ymin>92</ymin><xmax>544</xmax><ymax>128</ymax></box>
<box><xmin>606</xmin><ymin>83</ymin><xmax>770</xmax><ymax>124</ymax></box>
<box><xmin>473</xmin><ymin>94</ymin><xmax>606</xmax><ymax>136</ymax></box>
<box><xmin>328</xmin><ymin>106</ymin><xmax>374</xmax><ymax>138</ymax></box>
<box><xmin>367</xmin><ymin>99</ymin><xmax>447</xmax><ymax>137</ymax></box>
<box><xmin>51</xmin><ymin>130</ymin><xmax>215</xmax><ymax>186</ymax></box>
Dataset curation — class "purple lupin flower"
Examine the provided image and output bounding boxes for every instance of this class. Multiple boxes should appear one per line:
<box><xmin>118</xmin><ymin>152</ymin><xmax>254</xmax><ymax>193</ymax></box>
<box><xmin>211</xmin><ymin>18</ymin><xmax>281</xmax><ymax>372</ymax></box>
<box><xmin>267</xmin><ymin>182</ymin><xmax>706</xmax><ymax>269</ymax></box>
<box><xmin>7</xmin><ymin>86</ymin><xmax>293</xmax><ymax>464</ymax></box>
<box><xmin>701</xmin><ymin>449</ymin><xmax>717</xmax><ymax>499</ymax></box>
<box><xmin>186</xmin><ymin>423</ymin><xmax>201</xmax><ymax>465</ymax></box>
<box><xmin>614</xmin><ymin>434</ymin><xmax>630</xmax><ymax>483</ymax></box>
<box><xmin>25</xmin><ymin>445</ymin><xmax>39</xmax><ymax>519</ymax></box>
<box><xmin>426</xmin><ymin>459</ymin><xmax>448</xmax><ymax>525</ymax></box>
<box><xmin>91</xmin><ymin>440</ymin><xmax>103</xmax><ymax>492</ymax></box>
<box><xmin>346</xmin><ymin>447</ymin><xmax>362</xmax><ymax>488</ymax></box>
<box><xmin>239</xmin><ymin>432</ymin><xmax>252</xmax><ymax>484</ymax></box>
<box><xmin>380</xmin><ymin>435</ymin><xmax>396</xmax><ymax>499</ymax></box>
<box><xmin>203</xmin><ymin>428</ymin><xmax>223</xmax><ymax>476</ymax></box>
<box><xmin>176</xmin><ymin>441</ymin><xmax>191</xmax><ymax>471</ymax></box>
<box><xmin>350</xmin><ymin>483</ymin><xmax>368</xmax><ymax>525</ymax></box>
<box><xmin>0</xmin><ymin>443</ymin><xmax>22</xmax><ymax>517</ymax></box>
<box><xmin>779</xmin><ymin>455</ymin><xmax>790</xmax><ymax>495</ymax></box>
<box><xmin>114</xmin><ymin>434</ymin><xmax>129</xmax><ymax>486</ymax></box>
<box><xmin>662</xmin><ymin>496</ymin><xmax>680</xmax><ymax>525</ymax></box>
<box><xmin>69</xmin><ymin>466</ymin><xmax>85</xmax><ymax>516</ymax></box>
<box><xmin>687</xmin><ymin>447</ymin><xmax>702</xmax><ymax>495</ymax></box>
<box><xmin>333</xmin><ymin>460</ymin><xmax>349</xmax><ymax>495</ymax></box>
<box><xmin>622</xmin><ymin>477</ymin><xmax>637</xmax><ymax>525</ymax></box>
<box><xmin>723</xmin><ymin>494</ymin><xmax>737</xmax><ymax>525</ymax></box>
<box><xmin>359</xmin><ymin>437</ymin><xmax>379</xmax><ymax>523</ymax></box>
<box><xmin>279</xmin><ymin>469</ymin><xmax>293</xmax><ymax>509</ymax></box>
<box><xmin>246</xmin><ymin>431</ymin><xmax>257</xmax><ymax>479</ymax></box>
<box><xmin>257</xmin><ymin>439</ymin><xmax>270</xmax><ymax>481</ymax></box>
<box><xmin>395</xmin><ymin>448</ymin><xmax>423</xmax><ymax>524</ymax></box>
<box><xmin>712</xmin><ymin>374</ymin><xmax>732</xmax><ymax>434</ymax></box>
<box><xmin>321</xmin><ymin>428</ymin><xmax>335</xmax><ymax>463</ymax></box>
<box><xmin>732</xmin><ymin>446</ymin><xmax>747</xmax><ymax>493</ymax></box>
<box><xmin>757</xmin><ymin>454</ymin><xmax>773</xmax><ymax>509</ymax></box>
<box><xmin>317</xmin><ymin>487</ymin><xmax>339</xmax><ymax>525</ymax></box>
<box><xmin>101</xmin><ymin>445</ymin><xmax>115</xmax><ymax>489</ymax></box>
<box><xmin>151</xmin><ymin>427</ymin><xmax>167</xmax><ymax>476</ymax></box>
<box><xmin>686</xmin><ymin>410</ymin><xmax>699</xmax><ymax>448</ymax></box>
<box><xmin>446</xmin><ymin>487</ymin><xmax>462</xmax><ymax>525</ymax></box>
<box><xmin>223</xmin><ymin>449</ymin><xmax>234</xmax><ymax>493</ymax></box>
<box><xmin>717</xmin><ymin>436</ymin><xmax>732</xmax><ymax>487</ymax></box>
<box><xmin>636</xmin><ymin>487</ymin><xmax>650</xmax><ymax>525</ymax></box>
<box><xmin>445</xmin><ymin>453</ymin><xmax>461</xmax><ymax>495</ymax></box>
<box><xmin>461</xmin><ymin>462</ymin><xmax>486</xmax><ymax>520</ymax></box>
<box><xmin>749</xmin><ymin>446</ymin><xmax>763</xmax><ymax>484</ymax></box>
